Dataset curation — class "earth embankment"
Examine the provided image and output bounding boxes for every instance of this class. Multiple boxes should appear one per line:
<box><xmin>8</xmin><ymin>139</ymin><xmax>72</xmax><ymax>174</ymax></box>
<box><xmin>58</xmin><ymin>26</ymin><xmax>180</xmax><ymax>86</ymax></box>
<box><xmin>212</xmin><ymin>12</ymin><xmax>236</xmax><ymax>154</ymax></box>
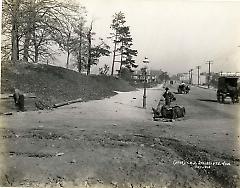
<box><xmin>1</xmin><ymin>63</ymin><xmax>135</xmax><ymax>112</ymax></box>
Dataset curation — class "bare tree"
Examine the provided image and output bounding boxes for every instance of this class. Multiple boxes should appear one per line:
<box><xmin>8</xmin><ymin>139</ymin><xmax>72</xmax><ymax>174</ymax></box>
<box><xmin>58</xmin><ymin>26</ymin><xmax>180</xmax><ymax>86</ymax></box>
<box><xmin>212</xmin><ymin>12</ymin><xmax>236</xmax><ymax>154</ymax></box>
<box><xmin>3</xmin><ymin>0</ymin><xmax>23</xmax><ymax>63</ymax></box>
<box><xmin>86</xmin><ymin>21</ymin><xmax>93</xmax><ymax>75</ymax></box>
<box><xmin>86</xmin><ymin>22</ymin><xmax>110</xmax><ymax>75</ymax></box>
<box><xmin>2</xmin><ymin>0</ymin><xmax>80</xmax><ymax>64</ymax></box>
<box><xmin>27</xmin><ymin>0</ymin><xmax>79</xmax><ymax>63</ymax></box>
<box><xmin>71</xmin><ymin>7</ymin><xmax>88</xmax><ymax>73</ymax></box>
<box><xmin>51</xmin><ymin>5</ymin><xmax>86</xmax><ymax>69</ymax></box>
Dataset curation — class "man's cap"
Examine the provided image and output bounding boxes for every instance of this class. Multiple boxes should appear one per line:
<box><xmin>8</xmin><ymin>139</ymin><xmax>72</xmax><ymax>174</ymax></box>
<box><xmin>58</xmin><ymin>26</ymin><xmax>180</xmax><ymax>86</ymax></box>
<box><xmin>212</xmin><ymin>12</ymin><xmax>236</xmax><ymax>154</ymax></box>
<box><xmin>165</xmin><ymin>87</ymin><xmax>169</xmax><ymax>90</ymax></box>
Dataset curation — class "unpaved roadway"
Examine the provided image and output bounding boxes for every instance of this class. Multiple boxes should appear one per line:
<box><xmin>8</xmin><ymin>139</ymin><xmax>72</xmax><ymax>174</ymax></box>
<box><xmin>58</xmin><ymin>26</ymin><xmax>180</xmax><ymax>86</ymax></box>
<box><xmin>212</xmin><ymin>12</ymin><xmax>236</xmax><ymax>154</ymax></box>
<box><xmin>0</xmin><ymin>83</ymin><xmax>240</xmax><ymax>188</ymax></box>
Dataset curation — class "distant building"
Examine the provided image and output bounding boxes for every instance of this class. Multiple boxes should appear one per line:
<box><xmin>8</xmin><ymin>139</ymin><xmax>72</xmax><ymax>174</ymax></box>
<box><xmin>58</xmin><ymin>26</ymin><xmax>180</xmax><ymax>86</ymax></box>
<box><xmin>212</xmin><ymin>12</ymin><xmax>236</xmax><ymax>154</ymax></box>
<box><xmin>177</xmin><ymin>72</ymin><xmax>209</xmax><ymax>85</ymax></box>
<box><xmin>177</xmin><ymin>73</ymin><xmax>189</xmax><ymax>82</ymax></box>
<box><xmin>132</xmin><ymin>69</ymin><xmax>158</xmax><ymax>83</ymax></box>
<box><xmin>198</xmin><ymin>72</ymin><xmax>211</xmax><ymax>85</ymax></box>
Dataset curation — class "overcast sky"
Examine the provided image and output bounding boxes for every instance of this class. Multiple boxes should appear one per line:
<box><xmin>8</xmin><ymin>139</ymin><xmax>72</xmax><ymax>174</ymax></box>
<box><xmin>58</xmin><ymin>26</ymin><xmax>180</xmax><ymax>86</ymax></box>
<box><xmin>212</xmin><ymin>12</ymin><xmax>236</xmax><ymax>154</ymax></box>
<box><xmin>78</xmin><ymin>0</ymin><xmax>240</xmax><ymax>75</ymax></box>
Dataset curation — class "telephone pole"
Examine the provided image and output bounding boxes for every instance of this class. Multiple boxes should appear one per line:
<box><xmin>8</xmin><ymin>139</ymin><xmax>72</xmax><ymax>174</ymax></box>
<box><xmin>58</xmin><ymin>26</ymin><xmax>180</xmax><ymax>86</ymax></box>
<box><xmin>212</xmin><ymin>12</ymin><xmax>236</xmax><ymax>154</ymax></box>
<box><xmin>189</xmin><ymin>69</ymin><xmax>193</xmax><ymax>84</ymax></box>
<box><xmin>206</xmin><ymin>60</ymin><xmax>213</xmax><ymax>88</ymax></box>
<box><xmin>196</xmin><ymin>66</ymin><xmax>201</xmax><ymax>85</ymax></box>
<box><xmin>188</xmin><ymin>70</ymin><xmax>191</xmax><ymax>84</ymax></box>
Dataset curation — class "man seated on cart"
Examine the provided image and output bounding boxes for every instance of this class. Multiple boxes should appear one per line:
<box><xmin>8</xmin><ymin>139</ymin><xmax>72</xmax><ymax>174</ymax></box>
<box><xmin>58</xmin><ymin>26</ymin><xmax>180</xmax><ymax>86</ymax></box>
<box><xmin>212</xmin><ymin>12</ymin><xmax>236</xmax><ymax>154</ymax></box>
<box><xmin>163</xmin><ymin>87</ymin><xmax>176</xmax><ymax>106</ymax></box>
<box><xmin>152</xmin><ymin>87</ymin><xmax>185</xmax><ymax>120</ymax></box>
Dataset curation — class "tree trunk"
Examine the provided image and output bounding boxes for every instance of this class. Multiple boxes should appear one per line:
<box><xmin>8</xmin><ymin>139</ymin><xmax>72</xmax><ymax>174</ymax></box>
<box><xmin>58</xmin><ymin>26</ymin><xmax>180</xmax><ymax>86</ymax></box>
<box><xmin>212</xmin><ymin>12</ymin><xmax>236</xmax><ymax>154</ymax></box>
<box><xmin>23</xmin><ymin>19</ymin><xmax>32</xmax><ymax>63</ymax></box>
<box><xmin>11</xmin><ymin>0</ymin><xmax>19</xmax><ymax>64</ymax></box>
<box><xmin>31</xmin><ymin>8</ymin><xmax>38</xmax><ymax>63</ymax></box>
<box><xmin>77</xmin><ymin>48</ymin><xmax>82</xmax><ymax>73</ymax></box>
<box><xmin>119</xmin><ymin>41</ymin><xmax>124</xmax><ymax>74</ymax></box>
<box><xmin>23</xmin><ymin>32</ymin><xmax>31</xmax><ymax>62</ymax></box>
<box><xmin>11</xmin><ymin>28</ymin><xmax>18</xmax><ymax>63</ymax></box>
<box><xmin>111</xmin><ymin>32</ymin><xmax>117</xmax><ymax>75</ymax></box>
<box><xmin>66</xmin><ymin>32</ymin><xmax>71</xmax><ymax>69</ymax></box>
<box><xmin>77</xmin><ymin>34</ymin><xmax>82</xmax><ymax>73</ymax></box>
<box><xmin>66</xmin><ymin>50</ymin><xmax>70</xmax><ymax>69</ymax></box>
<box><xmin>87</xmin><ymin>23</ymin><xmax>92</xmax><ymax>75</ymax></box>
<box><xmin>77</xmin><ymin>56</ymin><xmax>81</xmax><ymax>72</ymax></box>
<box><xmin>34</xmin><ymin>47</ymin><xmax>39</xmax><ymax>63</ymax></box>
<box><xmin>17</xmin><ymin>36</ymin><xmax>20</xmax><ymax>60</ymax></box>
<box><xmin>23</xmin><ymin>1</ymin><xmax>34</xmax><ymax>63</ymax></box>
<box><xmin>33</xmin><ymin>35</ymin><xmax>39</xmax><ymax>63</ymax></box>
<box><xmin>87</xmin><ymin>45</ymin><xmax>91</xmax><ymax>76</ymax></box>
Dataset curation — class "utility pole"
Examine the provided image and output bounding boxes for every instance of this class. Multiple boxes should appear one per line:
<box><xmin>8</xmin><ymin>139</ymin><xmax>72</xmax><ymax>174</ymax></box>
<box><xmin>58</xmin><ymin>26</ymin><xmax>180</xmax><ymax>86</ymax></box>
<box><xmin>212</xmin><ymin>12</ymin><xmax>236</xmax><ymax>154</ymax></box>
<box><xmin>190</xmin><ymin>69</ymin><xmax>193</xmax><ymax>84</ymax></box>
<box><xmin>188</xmin><ymin>70</ymin><xmax>191</xmax><ymax>84</ymax></box>
<box><xmin>143</xmin><ymin>67</ymin><xmax>147</xmax><ymax>108</ymax></box>
<box><xmin>196</xmin><ymin>66</ymin><xmax>201</xmax><ymax>85</ymax></box>
<box><xmin>189</xmin><ymin>69</ymin><xmax>193</xmax><ymax>84</ymax></box>
<box><xmin>206</xmin><ymin>61</ymin><xmax>213</xmax><ymax>88</ymax></box>
<box><xmin>142</xmin><ymin>57</ymin><xmax>149</xmax><ymax>108</ymax></box>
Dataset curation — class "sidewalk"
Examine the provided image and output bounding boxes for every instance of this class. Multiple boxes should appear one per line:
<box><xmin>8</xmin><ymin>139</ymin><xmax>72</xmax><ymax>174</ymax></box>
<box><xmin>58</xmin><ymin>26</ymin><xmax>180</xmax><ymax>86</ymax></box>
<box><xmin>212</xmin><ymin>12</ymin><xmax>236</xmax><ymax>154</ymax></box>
<box><xmin>1</xmin><ymin>84</ymin><xmax>165</xmax><ymax>129</ymax></box>
<box><xmin>194</xmin><ymin>85</ymin><xmax>217</xmax><ymax>91</ymax></box>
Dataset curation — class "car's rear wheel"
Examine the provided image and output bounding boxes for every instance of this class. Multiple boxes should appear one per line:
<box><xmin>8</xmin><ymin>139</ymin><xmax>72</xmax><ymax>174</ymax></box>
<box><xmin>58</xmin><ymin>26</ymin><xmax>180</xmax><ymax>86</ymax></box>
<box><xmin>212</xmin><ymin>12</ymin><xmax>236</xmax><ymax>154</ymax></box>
<box><xmin>220</xmin><ymin>95</ymin><xmax>225</xmax><ymax>103</ymax></box>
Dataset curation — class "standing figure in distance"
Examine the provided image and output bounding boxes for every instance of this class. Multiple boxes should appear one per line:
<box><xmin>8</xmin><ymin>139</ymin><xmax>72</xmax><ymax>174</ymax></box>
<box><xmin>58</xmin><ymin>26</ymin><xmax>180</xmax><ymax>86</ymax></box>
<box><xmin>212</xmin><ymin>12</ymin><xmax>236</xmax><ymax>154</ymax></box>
<box><xmin>13</xmin><ymin>88</ymin><xmax>25</xmax><ymax>111</ymax></box>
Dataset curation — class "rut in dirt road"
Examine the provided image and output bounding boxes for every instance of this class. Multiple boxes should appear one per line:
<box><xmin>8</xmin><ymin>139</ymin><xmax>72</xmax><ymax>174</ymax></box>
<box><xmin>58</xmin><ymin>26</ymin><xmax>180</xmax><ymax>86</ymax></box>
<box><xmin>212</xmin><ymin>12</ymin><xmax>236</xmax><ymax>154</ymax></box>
<box><xmin>158</xmin><ymin>136</ymin><xmax>239</xmax><ymax>188</ymax></box>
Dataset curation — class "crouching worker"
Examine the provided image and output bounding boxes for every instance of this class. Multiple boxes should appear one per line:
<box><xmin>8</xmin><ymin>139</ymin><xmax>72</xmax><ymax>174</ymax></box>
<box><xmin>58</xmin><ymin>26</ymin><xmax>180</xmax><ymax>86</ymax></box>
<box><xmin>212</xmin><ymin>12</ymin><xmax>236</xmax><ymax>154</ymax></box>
<box><xmin>13</xmin><ymin>89</ymin><xmax>25</xmax><ymax>111</ymax></box>
<box><xmin>163</xmin><ymin>87</ymin><xmax>176</xmax><ymax>106</ymax></box>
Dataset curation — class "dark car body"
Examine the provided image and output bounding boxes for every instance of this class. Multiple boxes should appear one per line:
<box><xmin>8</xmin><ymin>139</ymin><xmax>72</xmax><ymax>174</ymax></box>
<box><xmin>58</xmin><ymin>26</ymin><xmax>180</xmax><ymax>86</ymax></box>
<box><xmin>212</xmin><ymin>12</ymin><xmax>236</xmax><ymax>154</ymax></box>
<box><xmin>217</xmin><ymin>76</ymin><xmax>239</xmax><ymax>103</ymax></box>
<box><xmin>178</xmin><ymin>84</ymin><xmax>190</xmax><ymax>94</ymax></box>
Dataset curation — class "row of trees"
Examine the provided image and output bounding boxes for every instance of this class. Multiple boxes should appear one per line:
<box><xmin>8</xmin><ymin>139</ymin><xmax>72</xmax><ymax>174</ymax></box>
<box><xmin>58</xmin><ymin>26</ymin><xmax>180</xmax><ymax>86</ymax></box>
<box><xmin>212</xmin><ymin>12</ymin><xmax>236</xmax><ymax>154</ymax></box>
<box><xmin>2</xmin><ymin>1</ymin><xmax>138</xmax><ymax>75</ymax></box>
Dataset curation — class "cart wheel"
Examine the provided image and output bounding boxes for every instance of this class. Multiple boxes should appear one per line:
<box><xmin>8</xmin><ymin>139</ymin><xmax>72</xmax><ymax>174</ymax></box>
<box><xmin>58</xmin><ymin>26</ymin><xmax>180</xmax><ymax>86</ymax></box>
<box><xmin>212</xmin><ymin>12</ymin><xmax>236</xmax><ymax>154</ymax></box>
<box><xmin>221</xmin><ymin>95</ymin><xmax>225</xmax><ymax>103</ymax></box>
<box><xmin>172</xmin><ymin>109</ymin><xmax>176</xmax><ymax>119</ymax></box>
<box><xmin>182</xmin><ymin>107</ymin><xmax>186</xmax><ymax>116</ymax></box>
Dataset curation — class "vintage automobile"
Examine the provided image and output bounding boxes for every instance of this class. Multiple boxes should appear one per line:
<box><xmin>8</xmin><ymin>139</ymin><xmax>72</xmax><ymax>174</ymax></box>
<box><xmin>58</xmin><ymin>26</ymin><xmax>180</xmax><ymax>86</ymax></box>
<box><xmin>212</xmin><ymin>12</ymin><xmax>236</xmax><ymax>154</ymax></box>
<box><xmin>217</xmin><ymin>75</ymin><xmax>240</xmax><ymax>103</ymax></box>
<box><xmin>178</xmin><ymin>83</ymin><xmax>190</xmax><ymax>94</ymax></box>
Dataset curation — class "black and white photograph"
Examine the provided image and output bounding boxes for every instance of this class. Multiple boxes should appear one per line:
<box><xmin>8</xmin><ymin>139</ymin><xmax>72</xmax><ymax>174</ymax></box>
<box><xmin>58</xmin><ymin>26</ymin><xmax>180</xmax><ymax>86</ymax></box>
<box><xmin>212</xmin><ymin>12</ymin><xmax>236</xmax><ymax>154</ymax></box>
<box><xmin>1</xmin><ymin>0</ymin><xmax>240</xmax><ymax>187</ymax></box>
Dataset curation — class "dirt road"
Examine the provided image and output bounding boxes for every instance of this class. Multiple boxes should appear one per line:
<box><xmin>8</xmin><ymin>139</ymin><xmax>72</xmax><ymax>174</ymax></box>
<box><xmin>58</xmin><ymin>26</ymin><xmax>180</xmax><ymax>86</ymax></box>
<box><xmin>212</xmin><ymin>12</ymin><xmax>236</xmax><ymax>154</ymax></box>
<box><xmin>0</xmin><ymin>83</ymin><xmax>239</xmax><ymax>187</ymax></box>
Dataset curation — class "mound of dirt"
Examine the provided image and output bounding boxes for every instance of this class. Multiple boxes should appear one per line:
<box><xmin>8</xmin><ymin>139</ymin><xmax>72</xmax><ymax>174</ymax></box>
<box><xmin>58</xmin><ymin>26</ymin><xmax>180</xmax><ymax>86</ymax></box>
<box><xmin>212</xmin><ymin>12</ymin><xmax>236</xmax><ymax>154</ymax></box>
<box><xmin>1</xmin><ymin>63</ymin><xmax>135</xmax><ymax>111</ymax></box>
